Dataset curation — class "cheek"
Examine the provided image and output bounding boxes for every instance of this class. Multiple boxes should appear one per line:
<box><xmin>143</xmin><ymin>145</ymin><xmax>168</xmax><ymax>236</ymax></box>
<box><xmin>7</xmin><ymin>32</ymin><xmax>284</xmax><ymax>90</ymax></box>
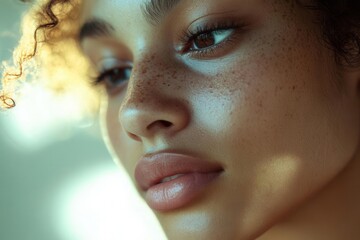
<box><xmin>103</xmin><ymin>96</ymin><xmax>141</xmax><ymax>180</ymax></box>
<box><xmin>195</xmin><ymin>23</ymin><xmax>359</xmax><ymax>231</ymax></box>
<box><xmin>221</xmin><ymin>13</ymin><xmax>357</xmax><ymax>173</ymax></box>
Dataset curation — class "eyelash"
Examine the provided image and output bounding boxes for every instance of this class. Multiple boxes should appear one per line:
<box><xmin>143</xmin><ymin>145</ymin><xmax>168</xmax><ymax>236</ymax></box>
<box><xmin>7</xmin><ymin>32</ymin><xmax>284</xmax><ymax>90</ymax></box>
<box><xmin>92</xmin><ymin>67</ymin><xmax>131</xmax><ymax>91</ymax></box>
<box><xmin>178</xmin><ymin>19</ymin><xmax>245</xmax><ymax>58</ymax></box>
<box><xmin>93</xmin><ymin>68</ymin><xmax>115</xmax><ymax>85</ymax></box>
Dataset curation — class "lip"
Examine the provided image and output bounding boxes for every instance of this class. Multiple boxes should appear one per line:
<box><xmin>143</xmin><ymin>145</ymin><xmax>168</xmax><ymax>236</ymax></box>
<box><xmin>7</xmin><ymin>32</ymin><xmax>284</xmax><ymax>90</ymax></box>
<box><xmin>135</xmin><ymin>151</ymin><xmax>223</xmax><ymax>211</ymax></box>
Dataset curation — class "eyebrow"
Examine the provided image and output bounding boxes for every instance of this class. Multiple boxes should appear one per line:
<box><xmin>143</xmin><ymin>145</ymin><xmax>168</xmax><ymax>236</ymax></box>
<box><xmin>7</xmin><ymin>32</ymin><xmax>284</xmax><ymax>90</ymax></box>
<box><xmin>140</xmin><ymin>0</ymin><xmax>182</xmax><ymax>26</ymax></box>
<box><xmin>79</xmin><ymin>0</ymin><xmax>182</xmax><ymax>41</ymax></box>
<box><xmin>79</xmin><ymin>18</ymin><xmax>115</xmax><ymax>41</ymax></box>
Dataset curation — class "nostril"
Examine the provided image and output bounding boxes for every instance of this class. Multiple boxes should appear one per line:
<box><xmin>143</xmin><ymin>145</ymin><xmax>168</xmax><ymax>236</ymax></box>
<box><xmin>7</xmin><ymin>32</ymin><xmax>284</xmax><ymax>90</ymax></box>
<box><xmin>159</xmin><ymin>120</ymin><xmax>172</xmax><ymax>127</ymax></box>
<box><xmin>147</xmin><ymin>120</ymin><xmax>173</xmax><ymax>130</ymax></box>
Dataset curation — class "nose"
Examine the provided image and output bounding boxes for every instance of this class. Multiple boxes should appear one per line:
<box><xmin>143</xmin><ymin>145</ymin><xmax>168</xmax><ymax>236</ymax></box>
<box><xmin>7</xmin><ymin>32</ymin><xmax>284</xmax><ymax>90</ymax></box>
<box><xmin>118</xmin><ymin>62</ymin><xmax>190</xmax><ymax>142</ymax></box>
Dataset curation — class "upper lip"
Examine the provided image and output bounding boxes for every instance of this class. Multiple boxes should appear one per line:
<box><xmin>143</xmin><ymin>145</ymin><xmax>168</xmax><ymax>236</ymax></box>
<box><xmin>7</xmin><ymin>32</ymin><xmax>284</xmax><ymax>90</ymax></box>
<box><xmin>135</xmin><ymin>150</ymin><xmax>224</xmax><ymax>190</ymax></box>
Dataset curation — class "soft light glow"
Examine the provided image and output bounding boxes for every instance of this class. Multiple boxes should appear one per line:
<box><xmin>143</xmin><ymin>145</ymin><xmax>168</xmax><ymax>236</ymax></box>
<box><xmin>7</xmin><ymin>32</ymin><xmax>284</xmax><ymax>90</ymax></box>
<box><xmin>1</xmin><ymin>82</ymin><xmax>96</xmax><ymax>149</ymax></box>
<box><xmin>55</xmin><ymin>163</ymin><xmax>167</xmax><ymax>240</ymax></box>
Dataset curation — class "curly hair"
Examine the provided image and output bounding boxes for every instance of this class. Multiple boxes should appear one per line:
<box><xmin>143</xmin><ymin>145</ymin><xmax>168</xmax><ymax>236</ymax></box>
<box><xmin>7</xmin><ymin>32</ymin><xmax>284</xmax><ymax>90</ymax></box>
<box><xmin>1</xmin><ymin>0</ymin><xmax>360</xmax><ymax>109</ymax></box>
<box><xmin>0</xmin><ymin>0</ymin><xmax>94</xmax><ymax>110</ymax></box>
<box><xmin>1</xmin><ymin>0</ymin><xmax>73</xmax><ymax>108</ymax></box>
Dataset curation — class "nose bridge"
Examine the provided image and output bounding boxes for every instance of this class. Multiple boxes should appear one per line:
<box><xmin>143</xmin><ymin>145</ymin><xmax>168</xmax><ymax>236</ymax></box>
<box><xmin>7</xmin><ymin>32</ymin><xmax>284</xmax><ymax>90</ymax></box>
<box><xmin>118</xmin><ymin>52</ymin><xmax>189</xmax><ymax>142</ymax></box>
<box><xmin>120</xmin><ymin>52</ymin><xmax>171</xmax><ymax>110</ymax></box>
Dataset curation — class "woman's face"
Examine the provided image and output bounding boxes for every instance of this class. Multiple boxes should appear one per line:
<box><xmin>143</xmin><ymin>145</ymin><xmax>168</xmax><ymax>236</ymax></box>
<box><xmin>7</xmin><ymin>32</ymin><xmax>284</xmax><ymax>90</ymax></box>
<box><xmin>80</xmin><ymin>0</ymin><xmax>360</xmax><ymax>239</ymax></box>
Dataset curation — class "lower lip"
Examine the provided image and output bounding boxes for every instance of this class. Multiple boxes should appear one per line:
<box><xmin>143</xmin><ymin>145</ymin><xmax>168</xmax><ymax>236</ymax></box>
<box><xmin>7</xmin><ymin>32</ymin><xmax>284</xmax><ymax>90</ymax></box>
<box><xmin>145</xmin><ymin>171</ymin><xmax>221</xmax><ymax>211</ymax></box>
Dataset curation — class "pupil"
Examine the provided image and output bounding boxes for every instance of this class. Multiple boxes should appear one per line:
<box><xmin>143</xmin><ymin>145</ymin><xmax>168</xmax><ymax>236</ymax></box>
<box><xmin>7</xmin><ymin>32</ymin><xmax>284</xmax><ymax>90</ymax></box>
<box><xmin>194</xmin><ymin>33</ymin><xmax>215</xmax><ymax>49</ymax></box>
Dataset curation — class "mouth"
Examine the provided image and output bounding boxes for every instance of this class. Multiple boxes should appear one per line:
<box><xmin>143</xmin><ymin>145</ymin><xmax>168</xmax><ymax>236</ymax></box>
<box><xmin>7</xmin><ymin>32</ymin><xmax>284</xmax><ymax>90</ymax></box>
<box><xmin>135</xmin><ymin>151</ymin><xmax>223</xmax><ymax>211</ymax></box>
<box><xmin>160</xmin><ymin>173</ymin><xmax>185</xmax><ymax>183</ymax></box>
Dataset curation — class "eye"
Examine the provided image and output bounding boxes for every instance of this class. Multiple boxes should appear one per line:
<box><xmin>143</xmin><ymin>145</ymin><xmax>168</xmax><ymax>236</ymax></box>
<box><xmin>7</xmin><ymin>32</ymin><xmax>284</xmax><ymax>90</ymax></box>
<box><xmin>178</xmin><ymin>19</ymin><xmax>245</xmax><ymax>59</ymax></box>
<box><xmin>191</xmin><ymin>29</ymin><xmax>234</xmax><ymax>50</ymax></box>
<box><xmin>94</xmin><ymin>67</ymin><xmax>132</xmax><ymax>91</ymax></box>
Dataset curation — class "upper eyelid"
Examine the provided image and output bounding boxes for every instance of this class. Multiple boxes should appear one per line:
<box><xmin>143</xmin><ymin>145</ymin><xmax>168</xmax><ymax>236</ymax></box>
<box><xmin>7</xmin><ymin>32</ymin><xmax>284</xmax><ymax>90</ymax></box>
<box><xmin>98</xmin><ymin>59</ymin><xmax>133</xmax><ymax>71</ymax></box>
<box><xmin>191</xmin><ymin>24</ymin><xmax>238</xmax><ymax>40</ymax></box>
<box><xmin>177</xmin><ymin>17</ymin><xmax>246</xmax><ymax>42</ymax></box>
<box><xmin>93</xmin><ymin>66</ymin><xmax>132</xmax><ymax>86</ymax></box>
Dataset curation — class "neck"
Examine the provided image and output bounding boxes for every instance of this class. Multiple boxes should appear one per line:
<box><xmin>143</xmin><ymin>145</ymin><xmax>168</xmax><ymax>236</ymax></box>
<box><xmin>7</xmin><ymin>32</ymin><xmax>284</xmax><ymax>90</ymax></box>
<box><xmin>258</xmin><ymin>148</ymin><xmax>360</xmax><ymax>240</ymax></box>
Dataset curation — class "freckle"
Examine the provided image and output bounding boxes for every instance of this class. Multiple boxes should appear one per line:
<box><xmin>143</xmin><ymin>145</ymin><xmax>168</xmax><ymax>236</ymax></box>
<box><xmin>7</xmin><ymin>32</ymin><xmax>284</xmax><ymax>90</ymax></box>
<box><xmin>258</xmin><ymin>101</ymin><xmax>263</xmax><ymax>108</ymax></box>
<box><xmin>292</xmin><ymin>85</ymin><xmax>296</xmax><ymax>90</ymax></box>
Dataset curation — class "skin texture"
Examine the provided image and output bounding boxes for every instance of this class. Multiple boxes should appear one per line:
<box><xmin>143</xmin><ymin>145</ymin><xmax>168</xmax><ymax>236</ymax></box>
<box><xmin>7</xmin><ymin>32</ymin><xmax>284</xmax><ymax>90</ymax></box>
<box><xmin>80</xmin><ymin>0</ymin><xmax>360</xmax><ymax>239</ymax></box>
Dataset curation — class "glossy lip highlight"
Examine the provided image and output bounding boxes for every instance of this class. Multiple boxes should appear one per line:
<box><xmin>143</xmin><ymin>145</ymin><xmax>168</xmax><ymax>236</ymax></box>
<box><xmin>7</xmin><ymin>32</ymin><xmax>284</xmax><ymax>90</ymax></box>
<box><xmin>135</xmin><ymin>151</ymin><xmax>224</xmax><ymax>211</ymax></box>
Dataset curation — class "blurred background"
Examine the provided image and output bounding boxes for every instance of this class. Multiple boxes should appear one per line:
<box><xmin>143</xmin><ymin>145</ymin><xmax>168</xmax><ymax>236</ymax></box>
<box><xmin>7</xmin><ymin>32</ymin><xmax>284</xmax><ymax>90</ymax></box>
<box><xmin>0</xmin><ymin>1</ymin><xmax>166</xmax><ymax>239</ymax></box>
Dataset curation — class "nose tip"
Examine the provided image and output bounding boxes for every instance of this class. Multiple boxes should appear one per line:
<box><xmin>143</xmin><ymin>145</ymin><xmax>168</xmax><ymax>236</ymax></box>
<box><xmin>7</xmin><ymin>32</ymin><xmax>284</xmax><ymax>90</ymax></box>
<box><xmin>119</xmin><ymin>98</ymin><xmax>189</xmax><ymax>142</ymax></box>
